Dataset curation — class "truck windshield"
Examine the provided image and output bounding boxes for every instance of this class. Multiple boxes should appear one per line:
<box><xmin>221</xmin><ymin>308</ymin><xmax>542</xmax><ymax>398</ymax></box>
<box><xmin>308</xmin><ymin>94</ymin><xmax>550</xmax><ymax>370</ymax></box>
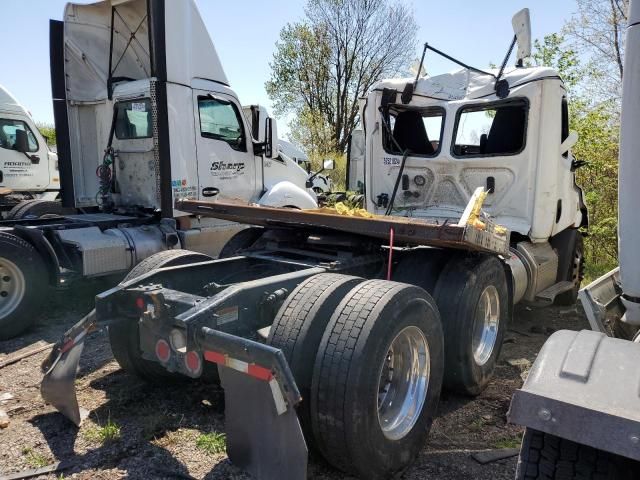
<box><xmin>383</xmin><ymin>107</ymin><xmax>444</xmax><ymax>157</ymax></box>
<box><xmin>114</xmin><ymin>99</ymin><xmax>152</xmax><ymax>139</ymax></box>
<box><xmin>0</xmin><ymin>119</ymin><xmax>38</xmax><ymax>152</ymax></box>
<box><xmin>453</xmin><ymin>99</ymin><xmax>528</xmax><ymax>157</ymax></box>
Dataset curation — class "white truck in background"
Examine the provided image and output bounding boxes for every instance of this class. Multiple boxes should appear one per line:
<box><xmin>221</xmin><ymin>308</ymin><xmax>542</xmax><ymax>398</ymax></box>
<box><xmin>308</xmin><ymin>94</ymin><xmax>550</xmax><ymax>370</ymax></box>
<box><xmin>242</xmin><ymin>106</ymin><xmax>333</xmax><ymax>195</ymax></box>
<box><xmin>0</xmin><ymin>84</ymin><xmax>60</xmax><ymax>216</ymax></box>
<box><xmin>0</xmin><ymin>0</ymin><xmax>317</xmax><ymax>340</ymax></box>
<box><xmin>278</xmin><ymin>139</ymin><xmax>333</xmax><ymax>194</ymax></box>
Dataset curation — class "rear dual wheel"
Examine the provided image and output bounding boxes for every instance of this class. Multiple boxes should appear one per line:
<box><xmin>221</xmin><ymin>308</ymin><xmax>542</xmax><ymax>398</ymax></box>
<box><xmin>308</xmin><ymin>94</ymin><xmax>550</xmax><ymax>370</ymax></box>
<box><xmin>270</xmin><ymin>276</ymin><xmax>444</xmax><ymax>479</ymax></box>
<box><xmin>433</xmin><ymin>254</ymin><xmax>509</xmax><ymax>396</ymax></box>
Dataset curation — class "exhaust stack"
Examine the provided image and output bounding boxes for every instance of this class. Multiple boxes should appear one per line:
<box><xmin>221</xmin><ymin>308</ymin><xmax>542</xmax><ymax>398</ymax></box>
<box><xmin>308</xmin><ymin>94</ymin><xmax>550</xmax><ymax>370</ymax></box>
<box><xmin>619</xmin><ymin>1</ymin><xmax>640</xmax><ymax>324</ymax></box>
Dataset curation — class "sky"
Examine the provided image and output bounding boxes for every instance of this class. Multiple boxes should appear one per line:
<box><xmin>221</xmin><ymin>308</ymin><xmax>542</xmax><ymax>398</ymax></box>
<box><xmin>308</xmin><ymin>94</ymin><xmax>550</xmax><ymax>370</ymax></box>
<box><xmin>0</xmin><ymin>0</ymin><xmax>577</xmax><ymax>139</ymax></box>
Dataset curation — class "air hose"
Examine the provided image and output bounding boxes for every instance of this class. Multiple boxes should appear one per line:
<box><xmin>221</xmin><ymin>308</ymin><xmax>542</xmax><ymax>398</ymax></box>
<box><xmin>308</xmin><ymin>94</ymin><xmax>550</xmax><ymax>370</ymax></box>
<box><xmin>95</xmin><ymin>106</ymin><xmax>119</xmax><ymax>211</ymax></box>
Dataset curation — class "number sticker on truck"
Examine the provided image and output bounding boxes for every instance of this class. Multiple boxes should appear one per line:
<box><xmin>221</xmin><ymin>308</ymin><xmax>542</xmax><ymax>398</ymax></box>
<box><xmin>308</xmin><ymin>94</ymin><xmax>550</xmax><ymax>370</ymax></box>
<box><xmin>130</xmin><ymin>102</ymin><xmax>147</xmax><ymax>112</ymax></box>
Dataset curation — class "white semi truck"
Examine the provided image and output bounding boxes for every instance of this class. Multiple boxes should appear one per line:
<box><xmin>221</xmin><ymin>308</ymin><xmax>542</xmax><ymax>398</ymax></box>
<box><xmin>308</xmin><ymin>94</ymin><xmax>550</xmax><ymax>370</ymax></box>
<box><xmin>0</xmin><ymin>84</ymin><xmax>60</xmax><ymax>215</ymax></box>
<box><xmin>42</xmin><ymin>8</ymin><xmax>593</xmax><ymax>480</ymax></box>
<box><xmin>0</xmin><ymin>0</ymin><xmax>317</xmax><ymax>340</ymax></box>
<box><xmin>509</xmin><ymin>2</ymin><xmax>640</xmax><ymax>477</ymax></box>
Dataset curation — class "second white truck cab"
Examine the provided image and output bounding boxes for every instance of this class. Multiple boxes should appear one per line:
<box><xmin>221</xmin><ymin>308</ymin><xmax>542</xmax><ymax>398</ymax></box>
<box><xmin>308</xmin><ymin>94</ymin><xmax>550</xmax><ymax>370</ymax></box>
<box><xmin>351</xmin><ymin>11</ymin><xmax>588</xmax><ymax>306</ymax></box>
<box><xmin>0</xmin><ymin>84</ymin><xmax>60</xmax><ymax>214</ymax></box>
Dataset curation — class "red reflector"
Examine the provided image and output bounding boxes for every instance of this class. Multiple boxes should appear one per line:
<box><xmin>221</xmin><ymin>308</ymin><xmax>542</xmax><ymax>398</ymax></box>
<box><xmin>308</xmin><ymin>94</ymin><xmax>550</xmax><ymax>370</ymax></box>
<box><xmin>185</xmin><ymin>351</ymin><xmax>201</xmax><ymax>373</ymax></box>
<box><xmin>135</xmin><ymin>297</ymin><xmax>145</xmax><ymax>310</ymax></box>
<box><xmin>204</xmin><ymin>350</ymin><xmax>225</xmax><ymax>365</ymax></box>
<box><xmin>155</xmin><ymin>339</ymin><xmax>170</xmax><ymax>363</ymax></box>
<box><xmin>247</xmin><ymin>363</ymin><xmax>273</xmax><ymax>381</ymax></box>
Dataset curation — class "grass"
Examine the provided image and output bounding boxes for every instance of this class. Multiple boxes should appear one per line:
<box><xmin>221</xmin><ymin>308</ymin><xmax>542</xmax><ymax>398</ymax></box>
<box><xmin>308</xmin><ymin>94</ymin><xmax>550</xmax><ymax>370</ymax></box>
<box><xmin>196</xmin><ymin>431</ymin><xmax>226</xmax><ymax>455</ymax></box>
<box><xmin>21</xmin><ymin>447</ymin><xmax>50</xmax><ymax>468</ymax></box>
<box><xmin>83</xmin><ymin>416</ymin><xmax>121</xmax><ymax>444</ymax></box>
<box><xmin>492</xmin><ymin>434</ymin><xmax>523</xmax><ymax>449</ymax></box>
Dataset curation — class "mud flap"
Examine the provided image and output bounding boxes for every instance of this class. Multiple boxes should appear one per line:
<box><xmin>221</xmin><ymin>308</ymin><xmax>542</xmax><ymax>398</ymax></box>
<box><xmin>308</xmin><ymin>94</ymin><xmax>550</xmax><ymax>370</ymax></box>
<box><xmin>40</xmin><ymin>309</ymin><xmax>96</xmax><ymax>426</ymax></box>
<box><xmin>198</xmin><ymin>327</ymin><xmax>307</xmax><ymax>479</ymax></box>
<box><xmin>219</xmin><ymin>367</ymin><xmax>307</xmax><ymax>480</ymax></box>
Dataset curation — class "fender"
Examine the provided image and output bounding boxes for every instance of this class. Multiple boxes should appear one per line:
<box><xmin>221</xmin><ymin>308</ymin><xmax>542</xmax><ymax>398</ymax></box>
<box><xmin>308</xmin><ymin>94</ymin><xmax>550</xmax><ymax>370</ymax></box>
<box><xmin>508</xmin><ymin>329</ymin><xmax>640</xmax><ymax>461</ymax></box>
<box><xmin>258</xmin><ymin>181</ymin><xmax>318</xmax><ymax>209</ymax></box>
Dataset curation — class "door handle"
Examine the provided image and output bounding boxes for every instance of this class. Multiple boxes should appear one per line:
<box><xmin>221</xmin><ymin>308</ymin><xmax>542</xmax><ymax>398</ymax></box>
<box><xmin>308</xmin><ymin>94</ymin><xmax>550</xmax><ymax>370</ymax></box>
<box><xmin>202</xmin><ymin>187</ymin><xmax>220</xmax><ymax>197</ymax></box>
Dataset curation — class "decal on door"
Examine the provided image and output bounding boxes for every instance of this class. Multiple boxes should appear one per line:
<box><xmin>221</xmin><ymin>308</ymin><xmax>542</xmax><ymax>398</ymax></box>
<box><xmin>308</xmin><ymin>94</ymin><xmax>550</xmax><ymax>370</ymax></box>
<box><xmin>210</xmin><ymin>161</ymin><xmax>245</xmax><ymax>179</ymax></box>
<box><xmin>171</xmin><ymin>178</ymin><xmax>197</xmax><ymax>199</ymax></box>
<box><xmin>3</xmin><ymin>161</ymin><xmax>34</xmax><ymax>178</ymax></box>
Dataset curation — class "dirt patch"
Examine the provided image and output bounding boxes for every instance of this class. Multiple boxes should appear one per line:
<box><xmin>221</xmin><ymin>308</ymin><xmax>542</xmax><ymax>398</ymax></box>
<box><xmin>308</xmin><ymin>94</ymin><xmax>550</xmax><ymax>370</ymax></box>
<box><xmin>0</xmin><ymin>283</ymin><xmax>588</xmax><ymax>479</ymax></box>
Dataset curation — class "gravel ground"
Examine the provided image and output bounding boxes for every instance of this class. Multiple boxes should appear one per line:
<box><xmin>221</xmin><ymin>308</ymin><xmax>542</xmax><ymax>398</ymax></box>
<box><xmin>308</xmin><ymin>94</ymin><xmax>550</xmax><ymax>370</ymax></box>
<box><xmin>0</xmin><ymin>279</ymin><xmax>588</xmax><ymax>480</ymax></box>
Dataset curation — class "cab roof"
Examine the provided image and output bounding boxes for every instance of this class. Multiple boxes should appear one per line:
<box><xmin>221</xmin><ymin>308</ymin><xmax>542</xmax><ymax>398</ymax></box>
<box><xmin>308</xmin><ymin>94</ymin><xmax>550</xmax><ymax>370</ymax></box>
<box><xmin>373</xmin><ymin>66</ymin><xmax>562</xmax><ymax>102</ymax></box>
<box><xmin>0</xmin><ymin>84</ymin><xmax>29</xmax><ymax>115</ymax></box>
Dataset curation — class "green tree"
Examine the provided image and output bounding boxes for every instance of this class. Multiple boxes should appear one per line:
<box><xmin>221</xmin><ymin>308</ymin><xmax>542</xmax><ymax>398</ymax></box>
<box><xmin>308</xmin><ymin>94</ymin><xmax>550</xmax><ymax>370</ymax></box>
<box><xmin>267</xmin><ymin>0</ymin><xmax>417</xmax><ymax>154</ymax></box>
<box><xmin>35</xmin><ymin>122</ymin><xmax>56</xmax><ymax>147</ymax></box>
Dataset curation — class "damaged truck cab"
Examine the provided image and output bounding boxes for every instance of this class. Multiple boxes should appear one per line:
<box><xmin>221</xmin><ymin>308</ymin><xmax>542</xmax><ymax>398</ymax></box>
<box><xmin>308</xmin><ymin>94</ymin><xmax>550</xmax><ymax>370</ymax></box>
<box><xmin>357</xmin><ymin>58</ymin><xmax>588</xmax><ymax>306</ymax></box>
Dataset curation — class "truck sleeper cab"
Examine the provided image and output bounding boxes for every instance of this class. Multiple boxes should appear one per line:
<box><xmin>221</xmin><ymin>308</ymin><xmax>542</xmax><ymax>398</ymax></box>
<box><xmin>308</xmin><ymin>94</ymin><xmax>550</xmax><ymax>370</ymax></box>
<box><xmin>0</xmin><ymin>0</ymin><xmax>317</xmax><ymax>341</ymax></box>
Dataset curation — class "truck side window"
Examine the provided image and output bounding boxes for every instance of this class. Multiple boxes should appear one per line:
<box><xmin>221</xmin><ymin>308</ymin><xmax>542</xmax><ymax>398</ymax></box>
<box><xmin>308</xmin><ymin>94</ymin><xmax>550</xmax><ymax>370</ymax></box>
<box><xmin>384</xmin><ymin>107</ymin><xmax>444</xmax><ymax>156</ymax></box>
<box><xmin>453</xmin><ymin>99</ymin><xmax>528</xmax><ymax>157</ymax></box>
<box><xmin>0</xmin><ymin>119</ymin><xmax>39</xmax><ymax>152</ymax></box>
<box><xmin>198</xmin><ymin>96</ymin><xmax>246</xmax><ymax>152</ymax></box>
<box><xmin>114</xmin><ymin>99</ymin><xmax>152</xmax><ymax>139</ymax></box>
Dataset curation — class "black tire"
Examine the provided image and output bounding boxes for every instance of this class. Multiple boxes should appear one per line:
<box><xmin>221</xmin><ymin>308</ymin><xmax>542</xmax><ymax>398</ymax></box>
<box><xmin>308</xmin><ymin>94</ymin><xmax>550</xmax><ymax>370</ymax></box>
<box><xmin>516</xmin><ymin>428</ymin><xmax>640</xmax><ymax>479</ymax></box>
<box><xmin>310</xmin><ymin>280</ymin><xmax>444</xmax><ymax>479</ymax></box>
<box><xmin>267</xmin><ymin>273</ymin><xmax>364</xmax><ymax>443</ymax></box>
<box><xmin>0</xmin><ymin>233</ymin><xmax>48</xmax><ymax>340</ymax></box>
<box><xmin>109</xmin><ymin>249</ymin><xmax>212</xmax><ymax>380</ymax></box>
<box><xmin>555</xmin><ymin>233</ymin><xmax>585</xmax><ymax>306</ymax></box>
<box><xmin>392</xmin><ymin>249</ymin><xmax>448</xmax><ymax>294</ymax></box>
<box><xmin>433</xmin><ymin>254</ymin><xmax>509</xmax><ymax>396</ymax></box>
<box><xmin>7</xmin><ymin>200</ymin><xmax>72</xmax><ymax>220</ymax></box>
<box><xmin>218</xmin><ymin>227</ymin><xmax>264</xmax><ymax>259</ymax></box>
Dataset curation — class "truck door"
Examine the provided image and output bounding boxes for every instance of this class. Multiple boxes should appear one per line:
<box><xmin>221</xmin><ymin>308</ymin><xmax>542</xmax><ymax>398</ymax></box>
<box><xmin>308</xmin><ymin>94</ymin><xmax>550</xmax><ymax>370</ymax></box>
<box><xmin>0</xmin><ymin>117</ymin><xmax>50</xmax><ymax>191</ymax></box>
<box><xmin>193</xmin><ymin>91</ymin><xmax>258</xmax><ymax>202</ymax></box>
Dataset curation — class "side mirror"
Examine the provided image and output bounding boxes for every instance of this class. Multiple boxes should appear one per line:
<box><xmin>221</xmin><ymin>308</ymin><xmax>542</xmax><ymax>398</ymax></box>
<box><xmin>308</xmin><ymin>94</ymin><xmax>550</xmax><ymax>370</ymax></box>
<box><xmin>512</xmin><ymin>8</ymin><xmax>532</xmax><ymax>63</ymax></box>
<box><xmin>323</xmin><ymin>159</ymin><xmax>335</xmax><ymax>170</ymax></box>
<box><xmin>265</xmin><ymin>117</ymin><xmax>279</xmax><ymax>159</ymax></box>
<box><xmin>561</xmin><ymin>130</ymin><xmax>579</xmax><ymax>155</ymax></box>
<box><xmin>14</xmin><ymin>129</ymin><xmax>29</xmax><ymax>153</ymax></box>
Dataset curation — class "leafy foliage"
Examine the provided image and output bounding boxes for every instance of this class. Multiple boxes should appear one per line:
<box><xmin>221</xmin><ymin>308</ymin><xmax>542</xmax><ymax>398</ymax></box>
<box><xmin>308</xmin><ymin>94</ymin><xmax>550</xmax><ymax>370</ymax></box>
<box><xmin>267</xmin><ymin>0</ymin><xmax>417</xmax><ymax>154</ymax></box>
<box><xmin>35</xmin><ymin>122</ymin><xmax>56</xmax><ymax>147</ymax></box>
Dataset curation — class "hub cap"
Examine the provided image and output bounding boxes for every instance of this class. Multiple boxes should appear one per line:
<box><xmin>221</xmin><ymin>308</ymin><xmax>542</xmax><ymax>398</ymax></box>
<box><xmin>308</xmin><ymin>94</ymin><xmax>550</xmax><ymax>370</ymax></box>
<box><xmin>0</xmin><ymin>258</ymin><xmax>26</xmax><ymax>319</ymax></box>
<box><xmin>472</xmin><ymin>286</ymin><xmax>500</xmax><ymax>366</ymax></box>
<box><xmin>377</xmin><ymin>326</ymin><xmax>430</xmax><ymax>440</ymax></box>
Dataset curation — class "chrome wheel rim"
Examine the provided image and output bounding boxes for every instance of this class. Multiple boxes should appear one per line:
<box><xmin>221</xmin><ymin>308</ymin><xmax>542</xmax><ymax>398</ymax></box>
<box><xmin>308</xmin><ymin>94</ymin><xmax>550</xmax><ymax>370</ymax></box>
<box><xmin>377</xmin><ymin>325</ymin><xmax>430</xmax><ymax>440</ymax></box>
<box><xmin>472</xmin><ymin>285</ymin><xmax>500</xmax><ymax>366</ymax></box>
<box><xmin>0</xmin><ymin>258</ymin><xmax>26</xmax><ymax>319</ymax></box>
